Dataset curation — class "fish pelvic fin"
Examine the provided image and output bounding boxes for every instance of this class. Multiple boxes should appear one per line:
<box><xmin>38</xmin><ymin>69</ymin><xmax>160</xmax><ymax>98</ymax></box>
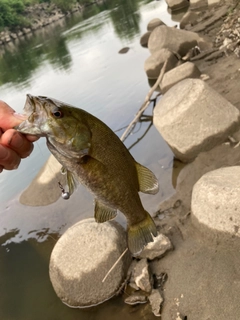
<box><xmin>94</xmin><ymin>200</ymin><xmax>117</xmax><ymax>223</ymax></box>
<box><xmin>61</xmin><ymin>167</ymin><xmax>77</xmax><ymax>195</ymax></box>
<box><xmin>127</xmin><ymin>211</ymin><xmax>157</xmax><ymax>255</ymax></box>
<box><xmin>135</xmin><ymin>162</ymin><xmax>159</xmax><ymax>195</ymax></box>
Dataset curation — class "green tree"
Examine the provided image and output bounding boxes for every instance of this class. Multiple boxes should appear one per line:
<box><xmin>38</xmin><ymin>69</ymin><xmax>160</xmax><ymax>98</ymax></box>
<box><xmin>51</xmin><ymin>0</ymin><xmax>76</xmax><ymax>12</ymax></box>
<box><xmin>0</xmin><ymin>0</ymin><xmax>25</xmax><ymax>28</ymax></box>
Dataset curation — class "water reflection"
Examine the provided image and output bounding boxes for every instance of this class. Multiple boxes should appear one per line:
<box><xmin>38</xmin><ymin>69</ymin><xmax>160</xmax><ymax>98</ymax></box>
<box><xmin>0</xmin><ymin>0</ymin><xmax>153</xmax><ymax>87</ymax></box>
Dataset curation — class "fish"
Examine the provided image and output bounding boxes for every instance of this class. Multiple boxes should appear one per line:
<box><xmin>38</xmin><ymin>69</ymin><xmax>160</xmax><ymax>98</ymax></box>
<box><xmin>16</xmin><ymin>94</ymin><xmax>159</xmax><ymax>255</ymax></box>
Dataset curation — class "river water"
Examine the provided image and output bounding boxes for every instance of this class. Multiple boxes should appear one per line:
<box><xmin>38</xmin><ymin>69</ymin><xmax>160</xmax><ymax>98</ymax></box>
<box><xmin>0</xmin><ymin>1</ymin><xmax>183</xmax><ymax>319</ymax></box>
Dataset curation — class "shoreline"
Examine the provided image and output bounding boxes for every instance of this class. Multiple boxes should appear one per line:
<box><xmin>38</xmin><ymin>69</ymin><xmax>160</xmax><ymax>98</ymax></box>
<box><xmin>0</xmin><ymin>1</ymin><xmax>102</xmax><ymax>46</ymax></box>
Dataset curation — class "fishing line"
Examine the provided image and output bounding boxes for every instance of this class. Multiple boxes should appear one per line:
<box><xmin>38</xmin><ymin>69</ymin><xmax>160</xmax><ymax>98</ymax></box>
<box><xmin>36</xmin><ymin>141</ymin><xmax>70</xmax><ymax>200</ymax></box>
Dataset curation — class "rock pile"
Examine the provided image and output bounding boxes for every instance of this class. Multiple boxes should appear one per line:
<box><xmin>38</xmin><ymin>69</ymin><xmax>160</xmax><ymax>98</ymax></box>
<box><xmin>215</xmin><ymin>9</ymin><xmax>240</xmax><ymax>58</ymax></box>
<box><xmin>124</xmin><ymin>233</ymin><xmax>172</xmax><ymax>317</ymax></box>
<box><xmin>140</xmin><ymin>1</ymin><xmax>240</xmax><ymax>163</ymax></box>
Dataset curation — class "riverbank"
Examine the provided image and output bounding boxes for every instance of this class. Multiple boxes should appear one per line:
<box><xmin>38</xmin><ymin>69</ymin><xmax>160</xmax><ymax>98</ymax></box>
<box><xmin>0</xmin><ymin>1</ymin><xmax>102</xmax><ymax>45</ymax></box>
<box><xmin>149</xmin><ymin>0</ymin><xmax>240</xmax><ymax>319</ymax></box>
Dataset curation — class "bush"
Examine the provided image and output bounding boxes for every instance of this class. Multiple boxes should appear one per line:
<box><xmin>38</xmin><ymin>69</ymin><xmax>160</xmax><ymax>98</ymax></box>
<box><xmin>0</xmin><ymin>0</ymin><xmax>25</xmax><ymax>28</ymax></box>
<box><xmin>51</xmin><ymin>0</ymin><xmax>76</xmax><ymax>12</ymax></box>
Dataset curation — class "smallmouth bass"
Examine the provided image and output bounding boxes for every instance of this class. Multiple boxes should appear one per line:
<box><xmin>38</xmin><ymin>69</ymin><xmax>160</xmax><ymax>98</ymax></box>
<box><xmin>17</xmin><ymin>95</ymin><xmax>159</xmax><ymax>255</ymax></box>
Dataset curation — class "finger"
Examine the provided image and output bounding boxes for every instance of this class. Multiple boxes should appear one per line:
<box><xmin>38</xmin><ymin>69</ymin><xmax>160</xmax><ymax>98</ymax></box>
<box><xmin>0</xmin><ymin>100</ymin><xmax>28</xmax><ymax>131</ymax></box>
<box><xmin>26</xmin><ymin>134</ymin><xmax>40</xmax><ymax>143</ymax></box>
<box><xmin>0</xmin><ymin>129</ymin><xmax>34</xmax><ymax>159</ymax></box>
<box><xmin>0</xmin><ymin>144</ymin><xmax>20</xmax><ymax>170</ymax></box>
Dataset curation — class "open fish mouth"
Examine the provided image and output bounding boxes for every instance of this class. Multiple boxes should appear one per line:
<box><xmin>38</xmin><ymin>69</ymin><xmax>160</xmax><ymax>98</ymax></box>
<box><xmin>15</xmin><ymin>94</ymin><xmax>48</xmax><ymax>136</ymax></box>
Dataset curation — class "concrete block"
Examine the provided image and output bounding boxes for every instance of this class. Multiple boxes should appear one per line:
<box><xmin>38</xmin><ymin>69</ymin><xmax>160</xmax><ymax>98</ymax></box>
<box><xmin>192</xmin><ymin>166</ymin><xmax>240</xmax><ymax>236</ymax></box>
<box><xmin>148</xmin><ymin>25</ymin><xmax>204</xmax><ymax>57</ymax></box>
<box><xmin>160</xmin><ymin>62</ymin><xmax>201</xmax><ymax>93</ymax></box>
<box><xmin>49</xmin><ymin>218</ymin><xmax>131</xmax><ymax>307</ymax></box>
<box><xmin>153</xmin><ymin>78</ymin><xmax>240</xmax><ymax>162</ymax></box>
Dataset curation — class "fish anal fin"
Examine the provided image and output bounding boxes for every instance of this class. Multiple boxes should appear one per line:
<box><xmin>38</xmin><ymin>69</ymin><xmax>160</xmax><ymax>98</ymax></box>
<box><xmin>135</xmin><ymin>162</ymin><xmax>159</xmax><ymax>195</ymax></box>
<box><xmin>94</xmin><ymin>200</ymin><xmax>117</xmax><ymax>223</ymax></box>
<box><xmin>127</xmin><ymin>211</ymin><xmax>157</xmax><ymax>255</ymax></box>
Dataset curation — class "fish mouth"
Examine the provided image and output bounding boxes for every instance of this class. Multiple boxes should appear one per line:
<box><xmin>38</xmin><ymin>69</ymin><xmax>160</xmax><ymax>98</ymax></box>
<box><xmin>15</xmin><ymin>94</ymin><xmax>47</xmax><ymax>136</ymax></box>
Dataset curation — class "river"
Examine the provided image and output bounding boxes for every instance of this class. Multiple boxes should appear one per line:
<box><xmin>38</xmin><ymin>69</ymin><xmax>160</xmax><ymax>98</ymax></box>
<box><xmin>0</xmin><ymin>1</ymin><xmax>182</xmax><ymax>319</ymax></box>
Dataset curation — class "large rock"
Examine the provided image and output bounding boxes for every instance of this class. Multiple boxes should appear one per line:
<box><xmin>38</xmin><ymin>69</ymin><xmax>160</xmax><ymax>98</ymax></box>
<box><xmin>140</xmin><ymin>31</ymin><xmax>151</xmax><ymax>48</ymax></box>
<box><xmin>144</xmin><ymin>49</ymin><xmax>179</xmax><ymax>79</ymax></box>
<box><xmin>165</xmin><ymin>0</ymin><xmax>189</xmax><ymax>11</ymax></box>
<box><xmin>49</xmin><ymin>218</ymin><xmax>131</xmax><ymax>307</ymax></box>
<box><xmin>153</xmin><ymin>79</ymin><xmax>240</xmax><ymax>162</ymax></box>
<box><xmin>180</xmin><ymin>11</ymin><xmax>201</xmax><ymax>29</ymax></box>
<box><xmin>160</xmin><ymin>62</ymin><xmax>201</xmax><ymax>94</ymax></box>
<box><xmin>147</xmin><ymin>18</ymin><xmax>165</xmax><ymax>32</ymax></box>
<box><xmin>190</xmin><ymin>0</ymin><xmax>208</xmax><ymax>8</ymax></box>
<box><xmin>148</xmin><ymin>25</ymin><xmax>204</xmax><ymax>57</ymax></box>
<box><xmin>191</xmin><ymin>167</ymin><xmax>240</xmax><ymax>237</ymax></box>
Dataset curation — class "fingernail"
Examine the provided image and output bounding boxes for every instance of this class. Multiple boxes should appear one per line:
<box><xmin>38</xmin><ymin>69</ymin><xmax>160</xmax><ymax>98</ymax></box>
<box><xmin>13</xmin><ymin>112</ymin><xmax>28</xmax><ymax>120</ymax></box>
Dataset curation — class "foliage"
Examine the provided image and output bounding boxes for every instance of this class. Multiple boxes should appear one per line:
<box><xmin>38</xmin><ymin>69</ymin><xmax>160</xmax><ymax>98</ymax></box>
<box><xmin>0</xmin><ymin>0</ymin><xmax>25</xmax><ymax>28</ymax></box>
<box><xmin>50</xmin><ymin>0</ymin><xmax>76</xmax><ymax>12</ymax></box>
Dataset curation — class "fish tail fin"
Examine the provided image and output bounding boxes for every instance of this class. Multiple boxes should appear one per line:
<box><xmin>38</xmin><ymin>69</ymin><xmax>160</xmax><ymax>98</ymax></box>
<box><xmin>127</xmin><ymin>211</ymin><xmax>157</xmax><ymax>255</ymax></box>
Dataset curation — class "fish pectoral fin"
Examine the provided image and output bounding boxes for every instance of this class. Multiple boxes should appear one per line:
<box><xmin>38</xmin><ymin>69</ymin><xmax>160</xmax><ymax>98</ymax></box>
<box><xmin>71</xmin><ymin>123</ymin><xmax>92</xmax><ymax>156</ymax></box>
<box><xmin>135</xmin><ymin>162</ymin><xmax>159</xmax><ymax>195</ymax></box>
<box><xmin>127</xmin><ymin>211</ymin><xmax>157</xmax><ymax>255</ymax></box>
<box><xmin>94</xmin><ymin>200</ymin><xmax>117</xmax><ymax>223</ymax></box>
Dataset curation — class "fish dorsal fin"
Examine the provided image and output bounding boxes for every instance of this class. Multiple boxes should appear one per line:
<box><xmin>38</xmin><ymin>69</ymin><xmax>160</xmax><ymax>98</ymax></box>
<box><xmin>61</xmin><ymin>167</ymin><xmax>77</xmax><ymax>195</ymax></box>
<box><xmin>135</xmin><ymin>162</ymin><xmax>159</xmax><ymax>195</ymax></box>
<box><xmin>94</xmin><ymin>200</ymin><xmax>117</xmax><ymax>223</ymax></box>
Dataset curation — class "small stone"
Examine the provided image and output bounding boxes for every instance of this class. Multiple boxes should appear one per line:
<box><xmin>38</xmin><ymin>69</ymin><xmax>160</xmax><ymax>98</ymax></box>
<box><xmin>148</xmin><ymin>289</ymin><xmax>163</xmax><ymax>317</ymax></box>
<box><xmin>200</xmin><ymin>74</ymin><xmax>210</xmax><ymax>81</ymax></box>
<box><xmin>118</xmin><ymin>47</ymin><xmax>130</xmax><ymax>54</ymax></box>
<box><xmin>134</xmin><ymin>259</ymin><xmax>152</xmax><ymax>293</ymax></box>
<box><xmin>138</xmin><ymin>233</ymin><xmax>172</xmax><ymax>260</ymax></box>
<box><xmin>124</xmin><ymin>292</ymin><xmax>148</xmax><ymax>305</ymax></box>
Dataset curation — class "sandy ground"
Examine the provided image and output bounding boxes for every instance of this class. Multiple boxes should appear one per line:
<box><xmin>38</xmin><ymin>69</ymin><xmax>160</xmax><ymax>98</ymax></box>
<box><xmin>151</xmin><ymin>1</ymin><xmax>240</xmax><ymax>319</ymax></box>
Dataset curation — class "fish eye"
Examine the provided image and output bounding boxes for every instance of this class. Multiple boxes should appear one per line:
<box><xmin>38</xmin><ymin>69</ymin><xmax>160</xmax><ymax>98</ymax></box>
<box><xmin>52</xmin><ymin>109</ymin><xmax>63</xmax><ymax>119</ymax></box>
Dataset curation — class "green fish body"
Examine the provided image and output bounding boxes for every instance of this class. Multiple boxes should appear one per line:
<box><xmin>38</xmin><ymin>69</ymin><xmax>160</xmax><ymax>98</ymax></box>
<box><xmin>17</xmin><ymin>95</ymin><xmax>159</xmax><ymax>254</ymax></box>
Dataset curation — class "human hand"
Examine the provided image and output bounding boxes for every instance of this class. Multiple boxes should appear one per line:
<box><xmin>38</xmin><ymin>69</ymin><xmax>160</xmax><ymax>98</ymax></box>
<box><xmin>0</xmin><ymin>100</ymin><xmax>38</xmax><ymax>173</ymax></box>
